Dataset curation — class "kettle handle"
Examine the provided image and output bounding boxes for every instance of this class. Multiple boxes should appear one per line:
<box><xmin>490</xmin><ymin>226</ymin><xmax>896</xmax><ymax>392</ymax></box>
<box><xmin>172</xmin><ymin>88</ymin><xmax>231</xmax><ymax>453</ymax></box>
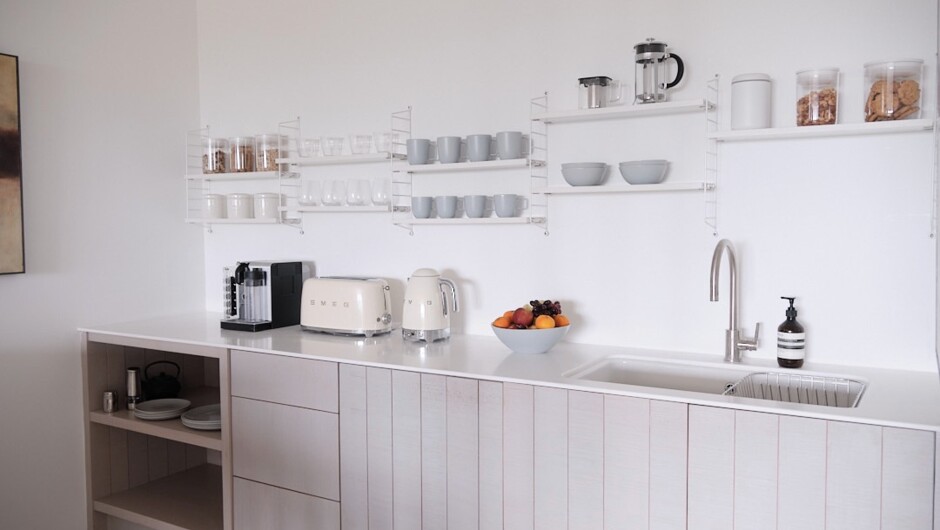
<box><xmin>439</xmin><ymin>278</ymin><xmax>459</xmax><ymax>316</ymax></box>
<box><xmin>665</xmin><ymin>53</ymin><xmax>684</xmax><ymax>89</ymax></box>
<box><xmin>144</xmin><ymin>360</ymin><xmax>181</xmax><ymax>381</ymax></box>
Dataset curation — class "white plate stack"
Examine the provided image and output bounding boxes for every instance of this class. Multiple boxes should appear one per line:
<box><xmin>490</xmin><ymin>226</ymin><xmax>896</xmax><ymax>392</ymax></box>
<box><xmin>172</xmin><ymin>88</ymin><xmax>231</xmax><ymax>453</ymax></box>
<box><xmin>181</xmin><ymin>404</ymin><xmax>222</xmax><ymax>431</ymax></box>
<box><xmin>133</xmin><ymin>398</ymin><xmax>191</xmax><ymax>421</ymax></box>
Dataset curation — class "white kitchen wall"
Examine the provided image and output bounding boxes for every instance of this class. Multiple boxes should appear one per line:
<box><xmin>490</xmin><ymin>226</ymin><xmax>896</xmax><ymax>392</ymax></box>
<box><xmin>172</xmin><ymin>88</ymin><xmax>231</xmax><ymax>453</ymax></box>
<box><xmin>0</xmin><ymin>1</ymin><xmax>203</xmax><ymax>528</ymax></box>
<box><xmin>198</xmin><ymin>0</ymin><xmax>938</xmax><ymax>373</ymax></box>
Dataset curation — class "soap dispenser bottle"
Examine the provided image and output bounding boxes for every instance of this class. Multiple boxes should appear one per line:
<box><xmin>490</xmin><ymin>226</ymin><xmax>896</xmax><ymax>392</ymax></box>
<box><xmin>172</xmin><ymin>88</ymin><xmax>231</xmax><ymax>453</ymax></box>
<box><xmin>777</xmin><ymin>296</ymin><xmax>805</xmax><ymax>368</ymax></box>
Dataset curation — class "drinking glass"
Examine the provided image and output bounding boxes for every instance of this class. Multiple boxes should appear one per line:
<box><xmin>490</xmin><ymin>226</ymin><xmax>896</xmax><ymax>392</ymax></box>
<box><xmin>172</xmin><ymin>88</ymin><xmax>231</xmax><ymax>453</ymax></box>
<box><xmin>372</xmin><ymin>178</ymin><xmax>390</xmax><ymax>205</ymax></box>
<box><xmin>299</xmin><ymin>180</ymin><xmax>321</xmax><ymax>206</ymax></box>
<box><xmin>347</xmin><ymin>179</ymin><xmax>371</xmax><ymax>205</ymax></box>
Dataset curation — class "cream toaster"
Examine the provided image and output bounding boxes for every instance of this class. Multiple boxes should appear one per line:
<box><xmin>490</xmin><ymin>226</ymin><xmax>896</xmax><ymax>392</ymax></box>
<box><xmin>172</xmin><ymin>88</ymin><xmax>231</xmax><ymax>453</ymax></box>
<box><xmin>301</xmin><ymin>277</ymin><xmax>393</xmax><ymax>337</ymax></box>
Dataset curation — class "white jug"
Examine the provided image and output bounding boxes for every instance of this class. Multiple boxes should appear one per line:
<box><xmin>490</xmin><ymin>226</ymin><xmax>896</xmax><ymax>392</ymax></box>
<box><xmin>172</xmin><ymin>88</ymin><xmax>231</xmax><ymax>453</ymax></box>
<box><xmin>402</xmin><ymin>268</ymin><xmax>459</xmax><ymax>342</ymax></box>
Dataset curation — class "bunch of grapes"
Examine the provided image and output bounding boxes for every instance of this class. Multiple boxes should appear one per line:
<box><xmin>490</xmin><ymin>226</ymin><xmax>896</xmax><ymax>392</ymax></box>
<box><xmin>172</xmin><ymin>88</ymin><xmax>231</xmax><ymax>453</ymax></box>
<box><xmin>530</xmin><ymin>299</ymin><xmax>562</xmax><ymax>318</ymax></box>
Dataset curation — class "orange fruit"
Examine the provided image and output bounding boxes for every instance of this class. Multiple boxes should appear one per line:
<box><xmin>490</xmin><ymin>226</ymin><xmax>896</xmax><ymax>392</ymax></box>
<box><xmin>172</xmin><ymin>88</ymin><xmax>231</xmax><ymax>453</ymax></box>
<box><xmin>553</xmin><ymin>314</ymin><xmax>570</xmax><ymax>327</ymax></box>
<box><xmin>534</xmin><ymin>315</ymin><xmax>556</xmax><ymax>329</ymax></box>
<box><xmin>493</xmin><ymin>316</ymin><xmax>512</xmax><ymax>328</ymax></box>
<box><xmin>503</xmin><ymin>310</ymin><xmax>514</xmax><ymax>319</ymax></box>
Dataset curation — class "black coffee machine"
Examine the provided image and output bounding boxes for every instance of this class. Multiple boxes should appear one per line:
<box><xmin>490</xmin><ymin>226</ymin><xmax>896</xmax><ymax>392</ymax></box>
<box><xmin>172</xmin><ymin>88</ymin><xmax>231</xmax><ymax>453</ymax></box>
<box><xmin>221</xmin><ymin>261</ymin><xmax>306</xmax><ymax>332</ymax></box>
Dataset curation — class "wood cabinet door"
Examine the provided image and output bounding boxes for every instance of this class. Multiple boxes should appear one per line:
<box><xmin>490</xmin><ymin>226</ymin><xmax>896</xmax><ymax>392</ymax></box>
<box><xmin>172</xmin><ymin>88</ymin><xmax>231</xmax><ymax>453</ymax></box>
<box><xmin>231</xmin><ymin>349</ymin><xmax>337</xmax><ymax>412</ymax></box>
<box><xmin>234</xmin><ymin>477</ymin><xmax>339</xmax><ymax>530</ymax></box>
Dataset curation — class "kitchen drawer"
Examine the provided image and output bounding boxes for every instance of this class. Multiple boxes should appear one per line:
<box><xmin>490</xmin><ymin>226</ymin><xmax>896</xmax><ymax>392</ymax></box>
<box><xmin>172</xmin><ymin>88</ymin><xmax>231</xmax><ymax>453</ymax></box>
<box><xmin>234</xmin><ymin>477</ymin><xmax>339</xmax><ymax>530</ymax></box>
<box><xmin>231</xmin><ymin>349</ymin><xmax>338</xmax><ymax>412</ymax></box>
<box><xmin>232</xmin><ymin>396</ymin><xmax>339</xmax><ymax>500</ymax></box>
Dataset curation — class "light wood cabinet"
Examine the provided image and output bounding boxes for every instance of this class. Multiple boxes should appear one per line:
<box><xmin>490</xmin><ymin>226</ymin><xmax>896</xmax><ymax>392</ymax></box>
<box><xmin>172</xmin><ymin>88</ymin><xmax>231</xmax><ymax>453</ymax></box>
<box><xmin>233</xmin><ymin>477</ymin><xmax>339</xmax><ymax>530</ymax></box>
<box><xmin>80</xmin><ymin>332</ymin><xmax>232</xmax><ymax>530</ymax></box>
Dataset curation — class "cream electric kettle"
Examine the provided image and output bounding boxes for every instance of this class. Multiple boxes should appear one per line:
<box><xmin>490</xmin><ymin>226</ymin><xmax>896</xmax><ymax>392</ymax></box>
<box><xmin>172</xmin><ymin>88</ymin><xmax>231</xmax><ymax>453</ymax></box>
<box><xmin>402</xmin><ymin>268</ymin><xmax>459</xmax><ymax>342</ymax></box>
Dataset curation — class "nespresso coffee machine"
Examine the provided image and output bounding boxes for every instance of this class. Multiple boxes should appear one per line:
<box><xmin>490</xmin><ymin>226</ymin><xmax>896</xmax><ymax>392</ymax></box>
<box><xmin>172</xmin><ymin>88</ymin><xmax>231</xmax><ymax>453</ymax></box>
<box><xmin>221</xmin><ymin>261</ymin><xmax>307</xmax><ymax>332</ymax></box>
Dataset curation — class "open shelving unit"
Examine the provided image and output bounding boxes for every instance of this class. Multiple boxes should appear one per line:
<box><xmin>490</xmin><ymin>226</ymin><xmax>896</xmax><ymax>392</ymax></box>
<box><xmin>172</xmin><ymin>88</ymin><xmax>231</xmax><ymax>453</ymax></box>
<box><xmin>708</xmin><ymin>118</ymin><xmax>933</xmax><ymax>142</ymax></box>
<box><xmin>533</xmin><ymin>181</ymin><xmax>712</xmax><ymax>195</ymax></box>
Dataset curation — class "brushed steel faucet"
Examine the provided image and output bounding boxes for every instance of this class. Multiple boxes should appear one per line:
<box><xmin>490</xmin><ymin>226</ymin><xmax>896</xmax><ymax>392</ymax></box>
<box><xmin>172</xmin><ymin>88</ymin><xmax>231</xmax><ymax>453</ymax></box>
<box><xmin>709</xmin><ymin>239</ymin><xmax>761</xmax><ymax>363</ymax></box>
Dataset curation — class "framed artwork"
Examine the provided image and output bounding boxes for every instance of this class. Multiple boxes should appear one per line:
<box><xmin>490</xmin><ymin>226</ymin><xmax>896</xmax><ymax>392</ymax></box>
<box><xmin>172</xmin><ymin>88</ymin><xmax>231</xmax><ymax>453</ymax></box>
<box><xmin>0</xmin><ymin>52</ymin><xmax>23</xmax><ymax>274</ymax></box>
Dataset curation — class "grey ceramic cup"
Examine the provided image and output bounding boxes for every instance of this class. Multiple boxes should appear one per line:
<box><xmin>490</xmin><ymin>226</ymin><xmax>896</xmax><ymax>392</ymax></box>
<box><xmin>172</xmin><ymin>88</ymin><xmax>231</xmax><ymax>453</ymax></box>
<box><xmin>412</xmin><ymin>196</ymin><xmax>433</xmax><ymax>218</ymax></box>
<box><xmin>407</xmin><ymin>138</ymin><xmax>431</xmax><ymax>165</ymax></box>
<box><xmin>466</xmin><ymin>134</ymin><xmax>492</xmax><ymax>162</ymax></box>
<box><xmin>496</xmin><ymin>131</ymin><xmax>523</xmax><ymax>159</ymax></box>
<box><xmin>435</xmin><ymin>195</ymin><xmax>458</xmax><ymax>218</ymax></box>
<box><xmin>494</xmin><ymin>193</ymin><xmax>527</xmax><ymax>217</ymax></box>
<box><xmin>463</xmin><ymin>195</ymin><xmax>487</xmax><ymax>218</ymax></box>
<box><xmin>436</xmin><ymin>136</ymin><xmax>461</xmax><ymax>164</ymax></box>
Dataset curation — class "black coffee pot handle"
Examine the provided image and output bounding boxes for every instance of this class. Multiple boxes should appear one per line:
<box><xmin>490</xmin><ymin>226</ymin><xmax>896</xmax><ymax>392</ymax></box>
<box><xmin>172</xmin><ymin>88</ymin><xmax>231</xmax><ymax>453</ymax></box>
<box><xmin>666</xmin><ymin>53</ymin><xmax>685</xmax><ymax>89</ymax></box>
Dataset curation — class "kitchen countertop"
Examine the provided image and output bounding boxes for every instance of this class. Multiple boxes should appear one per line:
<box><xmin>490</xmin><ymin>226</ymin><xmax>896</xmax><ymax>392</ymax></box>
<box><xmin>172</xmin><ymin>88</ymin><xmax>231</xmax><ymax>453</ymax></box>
<box><xmin>80</xmin><ymin>312</ymin><xmax>940</xmax><ymax>431</ymax></box>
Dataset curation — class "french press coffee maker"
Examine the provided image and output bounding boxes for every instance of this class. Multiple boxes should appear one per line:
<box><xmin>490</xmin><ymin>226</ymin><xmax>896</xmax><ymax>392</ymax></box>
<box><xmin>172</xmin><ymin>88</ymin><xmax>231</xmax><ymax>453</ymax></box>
<box><xmin>634</xmin><ymin>38</ymin><xmax>685</xmax><ymax>104</ymax></box>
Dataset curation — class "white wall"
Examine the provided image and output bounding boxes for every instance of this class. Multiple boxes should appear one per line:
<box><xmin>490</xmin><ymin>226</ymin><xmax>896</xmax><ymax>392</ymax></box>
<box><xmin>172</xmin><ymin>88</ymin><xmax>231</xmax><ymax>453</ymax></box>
<box><xmin>197</xmin><ymin>0</ymin><xmax>938</xmax><ymax>373</ymax></box>
<box><xmin>0</xmin><ymin>1</ymin><xmax>203</xmax><ymax>528</ymax></box>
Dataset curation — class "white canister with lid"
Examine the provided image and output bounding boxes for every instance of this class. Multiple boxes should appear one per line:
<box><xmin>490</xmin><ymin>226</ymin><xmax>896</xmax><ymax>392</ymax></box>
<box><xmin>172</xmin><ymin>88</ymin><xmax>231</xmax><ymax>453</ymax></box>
<box><xmin>227</xmin><ymin>193</ymin><xmax>254</xmax><ymax>219</ymax></box>
<box><xmin>731</xmin><ymin>73</ymin><xmax>772</xmax><ymax>130</ymax></box>
<box><xmin>254</xmin><ymin>193</ymin><xmax>281</xmax><ymax>219</ymax></box>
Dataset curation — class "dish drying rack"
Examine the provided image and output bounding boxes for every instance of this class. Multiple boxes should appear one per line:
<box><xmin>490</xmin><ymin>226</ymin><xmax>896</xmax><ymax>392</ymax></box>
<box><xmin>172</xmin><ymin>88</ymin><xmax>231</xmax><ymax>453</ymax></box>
<box><xmin>723</xmin><ymin>372</ymin><xmax>866</xmax><ymax>408</ymax></box>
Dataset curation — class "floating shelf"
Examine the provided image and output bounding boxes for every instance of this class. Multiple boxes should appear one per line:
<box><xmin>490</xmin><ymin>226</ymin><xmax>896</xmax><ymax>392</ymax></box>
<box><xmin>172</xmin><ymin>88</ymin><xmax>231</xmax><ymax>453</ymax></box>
<box><xmin>185</xmin><ymin>217</ymin><xmax>282</xmax><ymax>225</ymax></box>
<box><xmin>93</xmin><ymin>464</ymin><xmax>223</xmax><ymax>530</ymax></box>
<box><xmin>396</xmin><ymin>216</ymin><xmax>540</xmax><ymax>226</ymax></box>
<box><xmin>532</xmin><ymin>99</ymin><xmax>711</xmax><ymax>124</ymax></box>
<box><xmin>708</xmin><ymin>118</ymin><xmax>934</xmax><ymax>142</ymax></box>
<box><xmin>184</xmin><ymin>171</ymin><xmax>278</xmax><ymax>181</ymax></box>
<box><xmin>396</xmin><ymin>158</ymin><xmax>535</xmax><ymax>173</ymax></box>
<box><xmin>533</xmin><ymin>182</ymin><xmax>712</xmax><ymax>195</ymax></box>
<box><xmin>295</xmin><ymin>205</ymin><xmax>390</xmax><ymax>213</ymax></box>
<box><xmin>278</xmin><ymin>152</ymin><xmax>405</xmax><ymax>165</ymax></box>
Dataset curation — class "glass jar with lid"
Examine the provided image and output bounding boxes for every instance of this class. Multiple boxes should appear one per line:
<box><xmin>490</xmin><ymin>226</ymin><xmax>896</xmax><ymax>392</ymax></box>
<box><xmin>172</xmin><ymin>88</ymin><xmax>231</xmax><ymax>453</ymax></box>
<box><xmin>231</xmin><ymin>136</ymin><xmax>255</xmax><ymax>173</ymax></box>
<box><xmin>255</xmin><ymin>134</ymin><xmax>286</xmax><ymax>172</ymax></box>
<box><xmin>203</xmin><ymin>138</ymin><xmax>229</xmax><ymax>174</ymax></box>
<box><xmin>796</xmin><ymin>68</ymin><xmax>839</xmax><ymax>126</ymax></box>
<box><xmin>864</xmin><ymin>60</ymin><xmax>923</xmax><ymax>122</ymax></box>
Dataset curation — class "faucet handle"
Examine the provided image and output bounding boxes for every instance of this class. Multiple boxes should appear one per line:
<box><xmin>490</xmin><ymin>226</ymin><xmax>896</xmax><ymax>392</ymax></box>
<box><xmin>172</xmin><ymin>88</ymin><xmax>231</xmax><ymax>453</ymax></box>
<box><xmin>739</xmin><ymin>322</ymin><xmax>761</xmax><ymax>351</ymax></box>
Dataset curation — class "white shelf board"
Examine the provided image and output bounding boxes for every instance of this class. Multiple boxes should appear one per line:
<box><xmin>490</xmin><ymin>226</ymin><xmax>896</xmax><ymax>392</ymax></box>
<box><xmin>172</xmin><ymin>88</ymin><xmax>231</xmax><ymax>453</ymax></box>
<box><xmin>184</xmin><ymin>171</ymin><xmax>277</xmax><ymax>181</ymax></box>
<box><xmin>532</xmin><ymin>99</ymin><xmax>710</xmax><ymax>124</ymax></box>
<box><xmin>533</xmin><ymin>182</ymin><xmax>711</xmax><ymax>194</ymax></box>
<box><xmin>185</xmin><ymin>217</ymin><xmax>281</xmax><ymax>225</ymax></box>
<box><xmin>395</xmin><ymin>158</ymin><xmax>533</xmax><ymax>173</ymax></box>
<box><xmin>94</xmin><ymin>464</ymin><xmax>223</xmax><ymax>530</ymax></box>
<box><xmin>708</xmin><ymin>118</ymin><xmax>934</xmax><ymax>142</ymax></box>
<box><xmin>89</xmin><ymin>387</ymin><xmax>223</xmax><ymax>451</ymax></box>
<box><xmin>395</xmin><ymin>216</ymin><xmax>537</xmax><ymax>226</ymax></box>
<box><xmin>296</xmin><ymin>205</ymin><xmax>390</xmax><ymax>213</ymax></box>
<box><xmin>278</xmin><ymin>152</ymin><xmax>404</xmax><ymax>165</ymax></box>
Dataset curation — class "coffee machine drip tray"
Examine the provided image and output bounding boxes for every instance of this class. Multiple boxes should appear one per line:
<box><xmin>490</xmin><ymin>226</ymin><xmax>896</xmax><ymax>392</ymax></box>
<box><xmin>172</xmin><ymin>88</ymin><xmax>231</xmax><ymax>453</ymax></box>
<box><xmin>221</xmin><ymin>319</ymin><xmax>273</xmax><ymax>332</ymax></box>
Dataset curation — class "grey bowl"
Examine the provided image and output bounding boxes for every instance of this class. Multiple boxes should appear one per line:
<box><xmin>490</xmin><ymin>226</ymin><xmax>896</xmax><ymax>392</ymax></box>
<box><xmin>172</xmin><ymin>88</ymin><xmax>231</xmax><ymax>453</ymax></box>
<box><xmin>561</xmin><ymin>163</ymin><xmax>609</xmax><ymax>186</ymax></box>
<box><xmin>619</xmin><ymin>159</ymin><xmax>668</xmax><ymax>185</ymax></box>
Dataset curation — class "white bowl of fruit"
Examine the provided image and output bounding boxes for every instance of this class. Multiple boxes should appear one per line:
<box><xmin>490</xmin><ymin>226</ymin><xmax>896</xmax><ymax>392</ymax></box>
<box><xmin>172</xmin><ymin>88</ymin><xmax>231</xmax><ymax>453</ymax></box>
<box><xmin>491</xmin><ymin>300</ymin><xmax>571</xmax><ymax>354</ymax></box>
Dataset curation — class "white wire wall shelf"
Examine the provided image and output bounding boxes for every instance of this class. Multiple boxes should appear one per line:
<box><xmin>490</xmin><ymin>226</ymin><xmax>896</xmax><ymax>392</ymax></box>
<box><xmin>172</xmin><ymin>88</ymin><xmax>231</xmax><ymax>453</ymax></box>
<box><xmin>185</xmin><ymin>171</ymin><xmax>279</xmax><ymax>181</ymax></box>
<box><xmin>397</xmin><ymin>158</ymin><xmax>537</xmax><ymax>173</ymax></box>
<box><xmin>295</xmin><ymin>205</ymin><xmax>390</xmax><ymax>213</ymax></box>
<box><xmin>277</xmin><ymin>152</ymin><xmax>405</xmax><ymax>166</ymax></box>
<box><xmin>708</xmin><ymin>118</ymin><xmax>933</xmax><ymax>142</ymax></box>
<box><xmin>533</xmin><ymin>182</ymin><xmax>713</xmax><ymax>195</ymax></box>
<box><xmin>184</xmin><ymin>217</ymin><xmax>286</xmax><ymax>225</ymax></box>
<box><xmin>396</xmin><ymin>217</ymin><xmax>543</xmax><ymax>227</ymax></box>
<box><xmin>532</xmin><ymin>99</ymin><xmax>711</xmax><ymax>124</ymax></box>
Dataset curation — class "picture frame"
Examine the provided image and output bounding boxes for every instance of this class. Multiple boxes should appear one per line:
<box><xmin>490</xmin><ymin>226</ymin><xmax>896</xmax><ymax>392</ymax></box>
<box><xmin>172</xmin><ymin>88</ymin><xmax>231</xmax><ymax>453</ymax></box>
<box><xmin>0</xmin><ymin>52</ymin><xmax>24</xmax><ymax>275</ymax></box>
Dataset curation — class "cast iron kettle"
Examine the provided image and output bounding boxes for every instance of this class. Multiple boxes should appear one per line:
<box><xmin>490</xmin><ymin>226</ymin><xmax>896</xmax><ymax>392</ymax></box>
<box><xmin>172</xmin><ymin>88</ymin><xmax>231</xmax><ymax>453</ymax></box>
<box><xmin>142</xmin><ymin>360</ymin><xmax>182</xmax><ymax>400</ymax></box>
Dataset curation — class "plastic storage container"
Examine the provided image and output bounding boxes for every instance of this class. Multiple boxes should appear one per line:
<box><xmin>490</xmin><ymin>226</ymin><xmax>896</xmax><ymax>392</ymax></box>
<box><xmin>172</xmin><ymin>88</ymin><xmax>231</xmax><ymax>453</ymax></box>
<box><xmin>731</xmin><ymin>73</ymin><xmax>772</xmax><ymax>130</ymax></box>
<box><xmin>796</xmin><ymin>68</ymin><xmax>839</xmax><ymax>126</ymax></box>
<box><xmin>864</xmin><ymin>60</ymin><xmax>923</xmax><ymax>121</ymax></box>
<box><xmin>203</xmin><ymin>138</ymin><xmax>229</xmax><ymax>174</ymax></box>
<box><xmin>231</xmin><ymin>136</ymin><xmax>255</xmax><ymax>173</ymax></box>
<box><xmin>255</xmin><ymin>134</ymin><xmax>285</xmax><ymax>172</ymax></box>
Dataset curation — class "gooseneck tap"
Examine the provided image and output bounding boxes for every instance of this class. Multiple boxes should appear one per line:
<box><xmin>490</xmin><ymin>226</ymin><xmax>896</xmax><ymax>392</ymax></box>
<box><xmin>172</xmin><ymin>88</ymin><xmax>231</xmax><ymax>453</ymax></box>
<box><xmin>709</xmin><ymin>239</ymin><xmax>761</xmax><ymax>363</ymax></box>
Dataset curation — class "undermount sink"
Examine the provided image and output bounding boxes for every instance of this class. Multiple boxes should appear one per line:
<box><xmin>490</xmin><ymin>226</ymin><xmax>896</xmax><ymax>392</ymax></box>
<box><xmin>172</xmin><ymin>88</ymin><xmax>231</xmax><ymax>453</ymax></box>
<box><xmin>565</xmin><ymin>355</ymin><xmax>867</xmax><ymax>408</ymax></box>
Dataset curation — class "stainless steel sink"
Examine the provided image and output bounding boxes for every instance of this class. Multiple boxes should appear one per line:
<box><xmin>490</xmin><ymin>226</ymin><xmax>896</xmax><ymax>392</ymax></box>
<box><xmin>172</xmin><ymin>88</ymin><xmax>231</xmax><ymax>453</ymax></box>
<box><xmin>564</xmin><ymin>355</ymin><xmax>756</xmax><ymax>395</ymax></box>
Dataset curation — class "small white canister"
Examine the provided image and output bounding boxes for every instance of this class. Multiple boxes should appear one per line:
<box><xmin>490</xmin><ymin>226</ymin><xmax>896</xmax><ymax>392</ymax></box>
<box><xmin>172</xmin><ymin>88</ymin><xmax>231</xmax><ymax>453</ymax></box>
<box><xmin>254</xmin><ymin>193</ymin><xmax>281</xmax><ymax>219</ymax></box>
<box><xmin>204</xmin><ymin>193</ymin><xmax>226</xmax><ymax>219</ymax></box>
<box><xmin>227</xmin><ymin>193</ymin><xmax>254</xmax><ymax>219</ymax></box>
<box><xmin>731</xmin><ymin>73</ymin><xmax>772</xmax><ymax>130</ymax></box>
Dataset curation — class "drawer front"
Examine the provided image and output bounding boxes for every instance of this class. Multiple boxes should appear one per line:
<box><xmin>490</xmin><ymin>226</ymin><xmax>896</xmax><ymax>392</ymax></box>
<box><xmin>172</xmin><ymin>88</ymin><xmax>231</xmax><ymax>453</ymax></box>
<box><xmin>234</xmin><ymin>477</ymin><xmax>340</xmax><ymax>530</ymax></box>
<box><xmin>232</xmin><ymin>396</ymin><xmax>339</xmax><ymax>500</ymax></box>
<box><xmin>231</xmin><ymin>349</ymin><xmax>338</xmax><ymax>412</ymax></box>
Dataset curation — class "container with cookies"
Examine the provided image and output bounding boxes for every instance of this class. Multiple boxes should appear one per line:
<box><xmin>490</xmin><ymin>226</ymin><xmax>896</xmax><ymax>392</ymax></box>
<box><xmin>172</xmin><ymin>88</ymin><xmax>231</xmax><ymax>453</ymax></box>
<box><xmin>864</xmin><ymin>60</ymin><xmax>923</xmax><ymax>122</ymax></box>
<box><xmin>796</xmin><ymin>68</ymin><xmax>840</xmax><ymax>126</ymax></box>
<box><xmin>203</xmin><ymin>137</ymin><xmax>229</xmax><ymax>174</ymax></box>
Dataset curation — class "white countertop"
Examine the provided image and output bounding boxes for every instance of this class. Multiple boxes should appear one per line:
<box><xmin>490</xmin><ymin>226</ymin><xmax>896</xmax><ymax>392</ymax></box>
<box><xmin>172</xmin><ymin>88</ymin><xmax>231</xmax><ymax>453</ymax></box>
<box><xmin>80</xmin><ymin>312</ymin><xmax>940</xmax><ymax>431</ymax></box>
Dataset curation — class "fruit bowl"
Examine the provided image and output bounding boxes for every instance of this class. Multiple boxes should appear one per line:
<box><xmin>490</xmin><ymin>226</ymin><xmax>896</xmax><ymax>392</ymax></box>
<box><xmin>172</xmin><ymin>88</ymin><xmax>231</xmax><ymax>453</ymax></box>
<box><xmin>491</xmin><ymin>324</ymin><xmax>570</xmax><ymax>354</ymax></box>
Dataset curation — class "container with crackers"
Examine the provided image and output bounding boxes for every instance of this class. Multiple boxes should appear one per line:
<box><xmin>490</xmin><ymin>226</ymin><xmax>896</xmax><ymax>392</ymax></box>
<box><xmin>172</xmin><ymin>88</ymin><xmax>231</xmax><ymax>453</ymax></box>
<box><xmin>864</xmin><ymin>60</ymin><xmax>923</xmax><ymax>122</ymax></box>
<box><xmin>796</xmin><ymin>68</ymin><xmax>840</xmax><ymax>126</ymax></box>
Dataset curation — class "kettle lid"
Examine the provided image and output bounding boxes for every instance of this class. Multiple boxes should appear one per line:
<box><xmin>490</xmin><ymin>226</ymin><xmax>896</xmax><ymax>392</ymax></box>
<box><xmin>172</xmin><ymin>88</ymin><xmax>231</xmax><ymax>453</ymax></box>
<box><xmin>410</xmin><ymin>268</ymin><xmax>440</xmax><ymax>278</ymax></box>
<box><xmin>635</xmin><ymin>37</ymin><xmax>668</xmax><ymax>59</ymax></box>
<box><xmin>578</xmin><ymin>76</ymin><xmax>613</xmax><ymax>87</ymax></box>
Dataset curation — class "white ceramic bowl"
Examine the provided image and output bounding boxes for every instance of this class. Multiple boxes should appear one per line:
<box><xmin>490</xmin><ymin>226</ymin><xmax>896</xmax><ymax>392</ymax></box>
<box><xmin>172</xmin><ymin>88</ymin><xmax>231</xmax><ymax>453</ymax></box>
<box><xmin>492</xmin><ymin>324</ymin><xmax>570</xmax><ymax>354</ymax></box>
<box><xmin>561</xmin><ymin>163</ymin><xmax>609</xmax><ymax>186</ymax></box>
<box><xmin>619</xmin><ymin>159</ymin><xmax>668</xmax><ymax>184</ymax></box>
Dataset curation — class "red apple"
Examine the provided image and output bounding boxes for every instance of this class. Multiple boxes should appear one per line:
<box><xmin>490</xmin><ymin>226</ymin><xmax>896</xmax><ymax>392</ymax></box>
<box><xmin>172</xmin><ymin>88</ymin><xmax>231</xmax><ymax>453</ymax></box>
<box><xmin>511</xmin><ymin>307</ymin><xmax>534</xmax><ymax>327</ymax></box>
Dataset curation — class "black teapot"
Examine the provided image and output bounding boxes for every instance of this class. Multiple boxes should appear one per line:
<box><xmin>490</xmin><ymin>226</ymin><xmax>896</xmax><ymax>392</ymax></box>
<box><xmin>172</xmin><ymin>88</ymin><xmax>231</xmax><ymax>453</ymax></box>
<box><xmin>142</xmin><ymin>360</ymin><xmax>182</xmax><ymax>400</ymax></box>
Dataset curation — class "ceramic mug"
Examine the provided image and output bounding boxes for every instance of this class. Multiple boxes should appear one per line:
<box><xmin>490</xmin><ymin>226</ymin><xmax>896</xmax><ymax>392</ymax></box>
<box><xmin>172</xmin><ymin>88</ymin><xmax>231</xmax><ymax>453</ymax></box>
<box><xmin>407</xmin><ymin>138</ymin><xmax>431</xmax><ymax>165</ymax></box>
<box><xmin>463</xmin><ymin>195</ymin><xmax>487</xmax><ymax>218</ymax></box>
<box><xmin>436</xmin><ymin>136</ymin><xmax>461</xmax><ymax>164</ymax></box>
<box><xmin>494</xmin><ymin>193</ymin><xmax>527</xmax><ymax>217</ymax></box>
<box><xmin>435</xmin><ymin>195</ymin><xmax>458</xmax><ymax>218</ymax></box>
<box><xmin>466</xmin><ymin>134</ymin><xmax>491</xmax><ymax>162</ymax></box>
<box><xmin>412</xmin><ymin>196</ymin><xmax>433</xmax><ymax>218</ymax></box>
<box><xmin>496</xmin><ymin>131</ymin><xmax>524</xmax><ymax>160</ymax></box>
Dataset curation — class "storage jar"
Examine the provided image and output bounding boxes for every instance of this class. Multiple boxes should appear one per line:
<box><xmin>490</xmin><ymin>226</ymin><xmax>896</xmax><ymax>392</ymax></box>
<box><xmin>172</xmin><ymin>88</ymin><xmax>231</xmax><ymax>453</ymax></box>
<box><xmin>203</xmin><ymin>138</ymin><xmax>229</xmax><ymax>174</ymax></box>
<box><xmin>231</xmin><ymin>136</ymin><xmax>255</xmax><ymax>173</ymax></box>
<box><xmin>227</xmin><ymin>193</ymin><xmax>254</xmax><ymax>219</ymax></box>
<box><xmin>731</xmin><ymin>73</ymin><xmax>772</xmax><ymax>130</ymax></box>
<box><xmin>795</xmin><ymin>68</ymin><xmax>839</xmax><ymax>126</ymax></box>
<box><xmin>254</xmin><ymin>193</ymin><xmax>281</xmax><ymax>219</ymax></box>
<box><xmin>255</xmin><ymin>134</ymin><xmax>286</xmax><ymax>172</ymax></box>
<box><xmin>864</xmin><ymin>60</ymin><xmax>923</xmax><ymax>121</ymax></box>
